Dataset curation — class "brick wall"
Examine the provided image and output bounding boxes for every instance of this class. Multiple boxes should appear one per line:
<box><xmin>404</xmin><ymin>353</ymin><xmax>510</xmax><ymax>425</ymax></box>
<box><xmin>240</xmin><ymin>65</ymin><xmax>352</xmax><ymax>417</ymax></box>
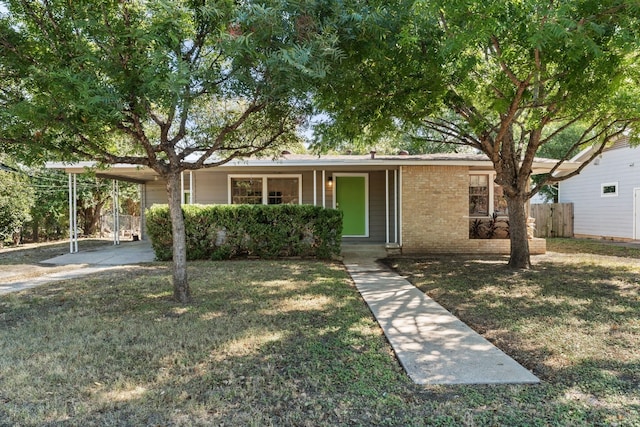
<box><xmin>401</xmin><ymin>165</ymin><xmax>469</xmax><ymax>252</ymax></box>
<box><xmin>401</xmin><ymin>165</ymin><xmax>546</xmax><ymax>254</ymax></box>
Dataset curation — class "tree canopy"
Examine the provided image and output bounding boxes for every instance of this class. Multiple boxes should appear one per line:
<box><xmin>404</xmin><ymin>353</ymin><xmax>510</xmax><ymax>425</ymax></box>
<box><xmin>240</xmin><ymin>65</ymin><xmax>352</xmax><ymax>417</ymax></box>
<box><xmin>313</xmin><ymin>0</ymin><xmax>640</xmax><ymax>268</ymax></box>
<box><xmin>0</xmin><ymin>0</ymin><xmax>343</xmax><ymax>302</ymax></box>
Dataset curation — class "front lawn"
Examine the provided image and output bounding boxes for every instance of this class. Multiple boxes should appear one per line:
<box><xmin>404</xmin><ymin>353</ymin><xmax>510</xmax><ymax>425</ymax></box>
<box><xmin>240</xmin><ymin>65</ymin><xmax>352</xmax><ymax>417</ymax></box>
<box><xmin>385</xmin><ymin>239</ymin><xmax>640</xmax><ymax>426</ymax></box>
<box><xmin>1</xmin><ymin>240</ymin><xmax>639</xmax><ymax>426</ymax></box>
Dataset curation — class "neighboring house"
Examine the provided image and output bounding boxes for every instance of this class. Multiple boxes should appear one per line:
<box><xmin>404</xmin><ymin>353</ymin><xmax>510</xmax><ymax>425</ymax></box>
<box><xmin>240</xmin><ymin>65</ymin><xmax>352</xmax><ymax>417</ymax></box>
<box><xmin>49</xmin><ymin>152</ymin><xmax>578</xmax><ymax>255</ymax></box>
<box><xmin>530</xmin><ymin>188</ymin><xmax>555</xmax><ymax>204</ymax></box>
<box><xmin>559</xmin><ymin>137</ymin><xmax>640</xmax><ymax>241</ymax></box>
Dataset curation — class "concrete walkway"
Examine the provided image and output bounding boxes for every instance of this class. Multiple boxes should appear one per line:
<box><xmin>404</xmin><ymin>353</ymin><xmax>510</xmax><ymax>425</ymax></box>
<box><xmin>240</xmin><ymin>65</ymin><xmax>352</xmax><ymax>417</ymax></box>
<box><xmin>342</xmin><ymin>253</ymin><xmax>539</xmax><ymax>385</ymax></box>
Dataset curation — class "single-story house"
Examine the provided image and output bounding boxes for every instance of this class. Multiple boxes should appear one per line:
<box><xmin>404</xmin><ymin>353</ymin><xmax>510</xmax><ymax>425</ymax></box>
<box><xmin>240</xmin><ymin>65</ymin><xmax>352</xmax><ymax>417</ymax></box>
<box><xmin>559</xmin><ymin>137</ymin><xmax>640</xmax><ymax>241</ymax></box>
<box><xmin>49</xmin><ymin>152</ymin><xmax>579</xmax><ymax>255</ymax></box>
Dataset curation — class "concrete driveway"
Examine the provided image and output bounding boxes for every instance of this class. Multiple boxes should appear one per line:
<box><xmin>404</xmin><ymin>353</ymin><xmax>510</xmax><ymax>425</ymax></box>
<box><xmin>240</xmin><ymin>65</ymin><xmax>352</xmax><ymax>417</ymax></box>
<box><xmin>0</xmin><ymin>241</ymin><xmax>156</xmax><ymax>295</ymax></box>
<box><xmin>42</xmin><ymin>240</ymin><xmax>156</xmax><ymax>266</ymax></box>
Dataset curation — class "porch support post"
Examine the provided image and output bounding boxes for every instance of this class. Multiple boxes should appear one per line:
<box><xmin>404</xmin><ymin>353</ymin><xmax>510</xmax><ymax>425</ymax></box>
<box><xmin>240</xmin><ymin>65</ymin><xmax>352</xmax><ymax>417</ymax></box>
<box><xmin>313</xmin><ymin>170</ymin><xmax>317</xmax><ymax>206</ymax></box>
<box><xmin>139</xmin><ymin>183</ymin><xmax>145</xmax><ymax>240</ymax></box>
<box><xmin>322</xmin><ymin>170</ymin><xmax>326</xmax><ymax>208</ymax></box>
<box><xmin>68</xmin><ymin>173</ymin><xmax>79</xmax><ymax>253</ymax></box>
<box><xmin>68</xmin><ymin>173</ymin><xmax>72</xmax><ymax>253</ymax></box>
<box><xmin>394</xmin><ymin>169</ymin><xmax>398</xmax><ymax>244</ymax></box>
<box><xmin>180</xmin><ymin>172</ymin><xmax>184</xmax><ymax>205</ymax></box>
<box><xmin>398</xmin><ymin>167</ymin><xmax>403</xmax><ymax>247</ymax></box>
<box><xmin>113</xmin><ymin>180</ymin><xmax>120</xmax><ymax>245</ymax></box>
<box><xmin>73</xmin><ymin>174</ymin><xmax>78</xmax><ymax>252</ymax></box>
<box><xmin>112</xmin><ymin>180</ymin><xmax>116</xmax><ymax>245</ymax></box>
<box><xmin>116</xmin><ymin>180</ymin><xmax>120</xmax><ymax>244</ymax></box>
<box><xmin>385</xmin><ymin>170</ymin><xmax>390</xmax><ymax>244</ymax></box>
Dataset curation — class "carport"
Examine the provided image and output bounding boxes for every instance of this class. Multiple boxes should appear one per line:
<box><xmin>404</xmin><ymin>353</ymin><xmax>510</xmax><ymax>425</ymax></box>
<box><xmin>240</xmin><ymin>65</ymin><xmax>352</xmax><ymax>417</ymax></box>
<box><xmin>48</xmin><ymin>162</ymin><xmax>155</xmax><ymax>254</ymax></box>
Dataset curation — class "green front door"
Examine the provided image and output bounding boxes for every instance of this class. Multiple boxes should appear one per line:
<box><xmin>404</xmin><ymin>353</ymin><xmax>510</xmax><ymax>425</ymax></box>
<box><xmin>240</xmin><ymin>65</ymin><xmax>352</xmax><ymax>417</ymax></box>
<box><xmin>335</xmin><ymin>175</ymin><xmax>367</xmax><ymax>236</ymax></box>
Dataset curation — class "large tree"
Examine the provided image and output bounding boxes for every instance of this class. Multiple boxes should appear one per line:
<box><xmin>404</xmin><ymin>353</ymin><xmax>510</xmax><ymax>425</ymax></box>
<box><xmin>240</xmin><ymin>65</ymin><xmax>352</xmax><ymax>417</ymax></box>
<box><xmin>0</xmin><ymin>0</ymin><xmax>341</xmax><ymax>302</ymax></box>
<box><xmin>314</xmin><ymin>0</ymin><xmax>640</xmax><ymax>268</ymax></box>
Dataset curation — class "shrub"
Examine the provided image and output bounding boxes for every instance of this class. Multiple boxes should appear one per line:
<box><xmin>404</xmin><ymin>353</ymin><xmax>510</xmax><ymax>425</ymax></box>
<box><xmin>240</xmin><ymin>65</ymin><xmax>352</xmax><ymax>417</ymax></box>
<box><xmin>146</xmin><ymin>204</ymin><xmax>342</xmax><ymax>261</ymax></box>
<box><xmin>468</xmin><ymin>214</ymin><xmax>510</xmax><ymax>239</ymax></box>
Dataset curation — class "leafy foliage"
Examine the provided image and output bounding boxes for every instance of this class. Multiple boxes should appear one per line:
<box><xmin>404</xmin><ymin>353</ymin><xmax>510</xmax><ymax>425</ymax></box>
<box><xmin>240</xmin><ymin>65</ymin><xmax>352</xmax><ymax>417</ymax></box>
<box><xmin>469</xmin><ymin>213</ymin><xmax>510</xmax><ymax>239</ymax></box>
<box><xmin>146</xmin><ymin>204</ymin><xmax>342</xmax><ymax>261</ymax></box>
<box><xmin>313</xmin><ymin>0</ymin><xmax>640</xmax><ymax>268</ymax></box>
<box><xmin>0</xmin><ymin>170</ymin><xmax>34</xmax><ymax>244</ymax></box>
<box><xmin>0</xmin><ymin>0</ymin><xmax>342</xmax><ymax>167</ymax></box>
<box><xmin>0</xmin><ymin>0</ymin><xmax>346</xmax><ymax>300</ymax></box>
<box><xmin>23</xmin><ymin>169</ymin><xmax>69</xmax><ymax>242</ymax></box>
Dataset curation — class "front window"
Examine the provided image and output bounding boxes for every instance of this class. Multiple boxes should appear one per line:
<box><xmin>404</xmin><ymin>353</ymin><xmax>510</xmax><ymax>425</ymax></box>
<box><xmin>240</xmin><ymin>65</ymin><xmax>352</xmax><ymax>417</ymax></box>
<box><xmin>230</xmin><ymin>175</ymin><xmax>301</xmax><ymax>205</ymax></box>
<box><xmin>469</xmin><ymin>175</ymin><xmax>489</xmax><ymax>216</ymax></box>
<box><xmin>469</xmin><ymin>174</ymin><xmax>508</xmax><ymax>216</ymax></box>
<box><xmin>231</xmin><ymin>178</ymin><xmax>263</xmax><ymax>204</ymax></box>
<box><xmin>267</xmin><ymin>178</ymin><xmax>299</xmax><ymax>204</ymax></box>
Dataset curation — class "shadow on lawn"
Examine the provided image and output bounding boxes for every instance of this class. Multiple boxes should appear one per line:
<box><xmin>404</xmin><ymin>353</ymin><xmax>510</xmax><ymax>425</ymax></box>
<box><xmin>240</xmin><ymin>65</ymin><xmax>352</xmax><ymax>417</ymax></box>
<box><xmin>388</xmin><ymin>255</ymin><xmax>639</xmax><ymax>323</ymax></box>
<box><xmin>0</xmin><ymin>261</ymin><xmax>410</xmax><ymax>426</ymax></box>
<box><xmin>386</xmin><ymin>255</ymin><xmax>640</xmax><ymax>380</ymax></box>
<box><xmin>2</xmin><ymin>259</ymin><xmax>639</xmax><ymax>426</ymax></box>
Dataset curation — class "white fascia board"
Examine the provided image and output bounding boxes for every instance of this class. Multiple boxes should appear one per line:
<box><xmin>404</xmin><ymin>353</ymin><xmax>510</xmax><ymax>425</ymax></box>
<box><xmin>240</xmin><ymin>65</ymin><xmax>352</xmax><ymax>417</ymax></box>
<box><xmin>45</xmin><ymin>157</ymin><xmax>579</xmax><ymax>174</ymax></box>
<box><xmin>45</xmin><ymin>161</ymin><xmax>97</xmax><ymax>169</ymax></box>
<box><xmin>219</xmin><ymin>158</ymin><xmax>495</xmax><ymax>168</ymax></box>
<box><xmin>568</xmin><ymin>146</ymin><xmax>595</xmax><ymax>163</ymax></box>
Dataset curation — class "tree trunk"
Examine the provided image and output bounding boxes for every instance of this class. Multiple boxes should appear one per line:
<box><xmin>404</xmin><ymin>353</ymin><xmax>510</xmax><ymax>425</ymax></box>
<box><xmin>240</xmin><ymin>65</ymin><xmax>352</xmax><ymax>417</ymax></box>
<box><xmin>32</xmin><ymin>219</ymin><xmax>40</xmax><ymax>243</ymax></box>
<box><xmin>167</xmin><ymin>172</ymin><xmax>191</xmax><ymax>303</ymax></box>
<box><xmin>83</xmin><ymin>202</ymin><xmax>104</xmax><ymax>236</ymax></box>
<box><xmin>506</xmin><ymin>193</ymin><xmax>531</xmax><ymax>269</ymax></box>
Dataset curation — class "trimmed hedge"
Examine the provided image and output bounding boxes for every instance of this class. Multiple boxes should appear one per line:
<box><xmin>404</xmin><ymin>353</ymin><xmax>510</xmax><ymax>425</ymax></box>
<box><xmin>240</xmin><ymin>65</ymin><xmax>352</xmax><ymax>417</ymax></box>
<box><xmin>146</xmin><ymin>204</ymin><xmax>343</xmax><ymax>261</ymax></box>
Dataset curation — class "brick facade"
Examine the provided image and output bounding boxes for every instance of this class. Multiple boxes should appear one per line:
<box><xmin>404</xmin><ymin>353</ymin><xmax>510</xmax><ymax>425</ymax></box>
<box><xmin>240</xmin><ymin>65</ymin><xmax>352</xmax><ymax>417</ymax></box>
<box><xmin>401</xmin><ymin>165</ymin><xmax>546</xmax><ymax>255</ymax></box>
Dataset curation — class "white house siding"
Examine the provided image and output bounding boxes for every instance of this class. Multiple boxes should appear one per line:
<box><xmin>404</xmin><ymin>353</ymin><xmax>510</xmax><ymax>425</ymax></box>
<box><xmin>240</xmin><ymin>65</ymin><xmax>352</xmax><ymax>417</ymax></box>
<box><xmin>145</xmin><ymin>180</ymin><xmax>167</xmax><ymax>208</ymax></box>
<box><xmin>558</xmin><ymin>145</ymin><xmax>640</xmax><ymax>240</ymax></box>
<box><xmin>192</xmin><ymin>171</ymin><xmax>228</xmax><ymax>204</ymax></box>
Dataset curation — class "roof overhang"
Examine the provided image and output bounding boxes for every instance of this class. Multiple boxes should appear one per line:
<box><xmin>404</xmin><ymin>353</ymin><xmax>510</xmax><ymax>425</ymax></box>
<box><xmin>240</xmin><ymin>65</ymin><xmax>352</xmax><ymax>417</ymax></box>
<box><xmin>46</xmin><ymin>154</ymin><xmax>581</xmax><ymax>183</ymax></box>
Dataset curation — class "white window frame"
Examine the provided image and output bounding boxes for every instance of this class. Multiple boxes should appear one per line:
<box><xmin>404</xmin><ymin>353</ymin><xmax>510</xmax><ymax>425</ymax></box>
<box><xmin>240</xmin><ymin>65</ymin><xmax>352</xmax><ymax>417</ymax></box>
<box><xmin>228</xmin><ymin>174</ymin><xmax>303</xmax><ymax>205</ymax></box>
<box><xmin>601</xmin><ymin>182</ymin><xmax>619</xmax><ymax>197</ymax></box>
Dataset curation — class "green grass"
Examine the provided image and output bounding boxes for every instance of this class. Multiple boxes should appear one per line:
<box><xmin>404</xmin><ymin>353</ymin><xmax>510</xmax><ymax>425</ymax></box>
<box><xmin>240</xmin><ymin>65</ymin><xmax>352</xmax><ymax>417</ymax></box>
<box><xmin>1</xmin><ymin>261</ymin><xmax>411</xmax><ymax>426</ymax></box>
<box><xmin>1</xmin><ymin>239</ymin><xmax>639</xmax><ymax>426</ymax></box>
<box><xmin>384</xmin><ymin>239</ymin><xmax>640</xmax><ymax>426</ymax></box>
<box><xmin>547</xmin><ymin>237</ymin><xmax>640</xmax><ymax>258</ymax></box>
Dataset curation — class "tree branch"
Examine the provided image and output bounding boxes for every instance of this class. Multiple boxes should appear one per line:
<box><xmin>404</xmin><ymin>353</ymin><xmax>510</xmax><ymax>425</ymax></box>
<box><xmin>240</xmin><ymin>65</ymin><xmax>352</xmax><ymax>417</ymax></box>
<box><xmin>186</xmin><ymin>101</ymin><xmax>268</xmax><ymax>168</ymax></box>
<box><xmin>491</xmin><ymin>35</ymin><xmax>522</xmax><ymax>87</ymax></box>
<box><xmin>532</xmin><ymin>120</ymin><xmax>636</xmax><ymax>196</ymax></box>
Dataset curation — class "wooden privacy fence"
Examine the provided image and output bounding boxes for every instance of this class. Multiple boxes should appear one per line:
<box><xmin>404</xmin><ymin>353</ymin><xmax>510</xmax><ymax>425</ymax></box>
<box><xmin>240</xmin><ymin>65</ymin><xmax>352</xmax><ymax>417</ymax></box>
<box><xmin>530</xmin><ymin>203</ymin><xmax>574</xmax><ymax>238</ymax></box>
